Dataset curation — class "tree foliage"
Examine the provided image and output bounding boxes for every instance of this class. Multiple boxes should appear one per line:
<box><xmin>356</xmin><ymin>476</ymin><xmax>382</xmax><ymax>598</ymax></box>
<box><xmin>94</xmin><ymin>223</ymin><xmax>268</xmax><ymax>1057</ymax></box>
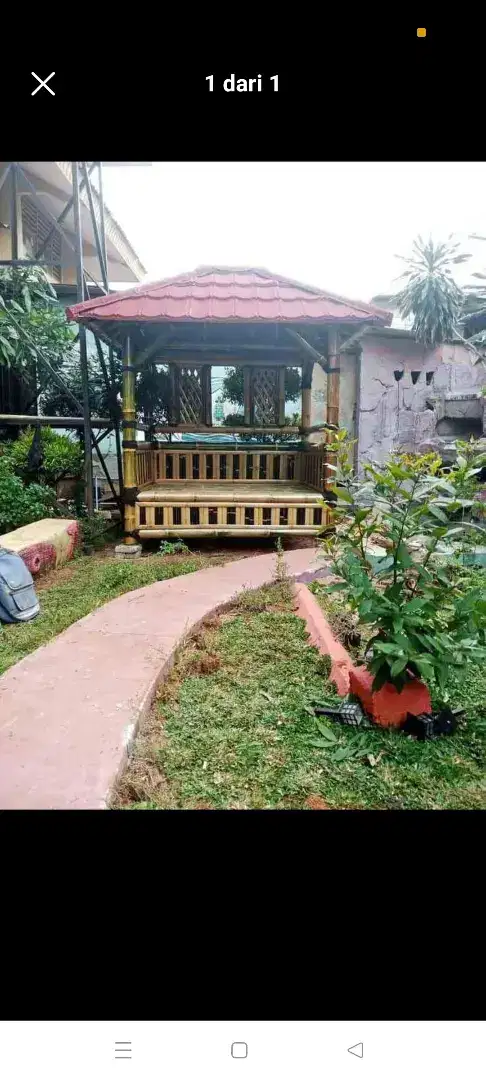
<box><xmin>394</xmin><ymin>236</ymin><xmax>468</xmax><ymax>348</ymax></box>
<box><xmin>0</xmin><ymin>267</ymin><xmax>77</xmax><ymax>401</ymax></box>
<box><xmin>3</xmin><ymin>426</ymin><xmax>83</xmax><ymax>485</ymax></box>
<box><xmin>221</xmin><ymin>365</ymin><xmax>301</xmax><ymax>407</ymax></box>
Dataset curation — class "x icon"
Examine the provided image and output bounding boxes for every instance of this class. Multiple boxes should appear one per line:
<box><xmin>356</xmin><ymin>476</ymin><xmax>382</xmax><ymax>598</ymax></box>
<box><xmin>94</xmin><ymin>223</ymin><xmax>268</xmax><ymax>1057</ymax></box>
<box><xmin>31</xmin><ymin>72</ymin><xmax>55</xmax><ymax>96</ymax></box>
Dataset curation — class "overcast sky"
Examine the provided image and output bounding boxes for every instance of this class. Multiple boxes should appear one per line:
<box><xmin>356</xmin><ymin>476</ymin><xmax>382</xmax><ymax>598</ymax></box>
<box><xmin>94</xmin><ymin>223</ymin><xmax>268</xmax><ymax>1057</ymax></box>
<box><xmin>101</xmin><ymin>162</ymin><xmax>486</xmax><ymax>301</ymax></box>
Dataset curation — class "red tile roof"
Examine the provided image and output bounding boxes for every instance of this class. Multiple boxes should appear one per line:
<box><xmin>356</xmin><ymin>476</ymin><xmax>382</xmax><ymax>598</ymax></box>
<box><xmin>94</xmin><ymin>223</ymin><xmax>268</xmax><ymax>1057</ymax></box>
<box><xmin>66</xmin><ymin>266</ymin><xmax>392</xmax><ymax>325</ymax></box>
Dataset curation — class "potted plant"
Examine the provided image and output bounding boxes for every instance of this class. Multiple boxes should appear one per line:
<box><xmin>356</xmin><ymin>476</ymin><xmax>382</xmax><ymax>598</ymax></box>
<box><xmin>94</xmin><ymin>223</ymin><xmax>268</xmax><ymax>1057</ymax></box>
<box><xmin>320</xmin><ymin>432</ymin><xmax>486</xmax><ymax>725</ymax></box>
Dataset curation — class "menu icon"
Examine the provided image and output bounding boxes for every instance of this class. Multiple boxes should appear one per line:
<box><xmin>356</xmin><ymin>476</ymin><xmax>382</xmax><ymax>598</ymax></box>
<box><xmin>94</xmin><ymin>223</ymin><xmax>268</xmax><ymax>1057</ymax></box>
<box><xmin>115</xmin><ymin>1042</ymin><xmax>132</xmax><ymax>1060</ymax></box>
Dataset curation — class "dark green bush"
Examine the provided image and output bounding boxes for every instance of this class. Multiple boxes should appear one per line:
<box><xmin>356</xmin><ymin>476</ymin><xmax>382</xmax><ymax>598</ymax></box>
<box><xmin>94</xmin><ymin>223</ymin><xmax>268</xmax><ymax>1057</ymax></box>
<box><xmin>3</xmin><ymin>427</ymin><xmax>82</xmax><ymax>486</ymax></box>
<box><xmin>0</xmin><ymin>457</ymin><xmax>57</xmax><ymax>534</ymax></box>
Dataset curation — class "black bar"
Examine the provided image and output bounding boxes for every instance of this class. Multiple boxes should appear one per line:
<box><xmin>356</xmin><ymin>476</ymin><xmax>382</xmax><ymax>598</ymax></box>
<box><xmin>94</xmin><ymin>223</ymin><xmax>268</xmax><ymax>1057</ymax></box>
<box><xmin>34</xmin><ymin>162</ymin><xmax>96</xmax><ymax>261</ymax></box>
<box><xmin>82</xmin><ymin>163</ymin><xmax>109</xmax><ymax>292</ymax></box>
<box><xmin>10</xmin><ymin>163</ymin><xmax>19</xmax><ymax>260</ymax></box>
<box><xmin>97</xmin><ymin>162</ymin><xmax>109</xmax><ymax>287</ymax></box>
<box><xmin>72</xmin><ymin>161</ymin><xmax>94</xmax><ymax>514</ymax></box>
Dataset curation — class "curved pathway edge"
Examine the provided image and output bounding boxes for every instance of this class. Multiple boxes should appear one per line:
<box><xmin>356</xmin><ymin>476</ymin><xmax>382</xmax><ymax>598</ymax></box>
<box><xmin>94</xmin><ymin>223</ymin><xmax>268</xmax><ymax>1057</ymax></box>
<box><xmin>0</xmin><ymin>548</ymin><xmax>327</xmax><ymax>809</ymax></box>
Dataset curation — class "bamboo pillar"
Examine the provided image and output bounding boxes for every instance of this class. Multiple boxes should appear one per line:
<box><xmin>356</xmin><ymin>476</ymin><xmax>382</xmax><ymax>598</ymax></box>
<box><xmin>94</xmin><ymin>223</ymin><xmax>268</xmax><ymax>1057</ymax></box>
<box><xmin>301</xmin><ymin>359</ymin><xmax>313</xmax><ymax>444</ymax></box>
<box><xmin>122</xmin><ymin>335</ymin><xmax>138</xmax><ymax>545</ymax></box>
<box><xmin>326</xmin><ymin>327</ymin><xmax>340</xmax><ymax>494</ymax></box>
<box><xmin>327</xmin><ymin>327</ymin><xmax>340</xmax><ymax>428</ymax></box>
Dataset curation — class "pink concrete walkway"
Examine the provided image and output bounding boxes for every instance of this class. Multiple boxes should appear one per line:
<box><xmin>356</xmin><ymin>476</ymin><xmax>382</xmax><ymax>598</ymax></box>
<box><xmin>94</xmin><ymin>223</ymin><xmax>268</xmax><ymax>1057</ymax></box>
<box><xmin>0</xmin><ymin>547</ymin><xmax>325</xmax><ymax>810</ymax></box>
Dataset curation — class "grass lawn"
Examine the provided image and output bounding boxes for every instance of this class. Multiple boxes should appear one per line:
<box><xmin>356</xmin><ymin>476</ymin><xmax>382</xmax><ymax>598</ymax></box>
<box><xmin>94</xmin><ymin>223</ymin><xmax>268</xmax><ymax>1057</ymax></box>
<box><xmin>115</xmin><ymin>581</ymin><xmax>486</xmax><ymax>810</ymax></box>
<box><xmin>0</xmin><ymin>549</ymin><xmax>218</xmax><ymax>677</ymax></box>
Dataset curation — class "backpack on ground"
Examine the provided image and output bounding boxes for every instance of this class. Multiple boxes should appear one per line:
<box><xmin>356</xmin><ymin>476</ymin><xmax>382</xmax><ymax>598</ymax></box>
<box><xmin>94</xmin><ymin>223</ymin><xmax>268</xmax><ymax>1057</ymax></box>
<box><xmin>0</xmin><ymin>547</ymin><xmax>40</xmax><ymax>623</ymax></box>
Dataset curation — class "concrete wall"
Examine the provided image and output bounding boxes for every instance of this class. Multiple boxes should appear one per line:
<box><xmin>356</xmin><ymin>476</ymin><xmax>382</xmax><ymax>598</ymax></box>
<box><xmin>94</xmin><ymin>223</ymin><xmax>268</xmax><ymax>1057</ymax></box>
<box><xmin>357</xmin><ymin>334</ymin><xmax>486</xmax><ymax>467</ymax></box>
<box><xmin>309</xmin><ymin>332</ymin><xmax>486</xmax><ymax>467</ymax></box>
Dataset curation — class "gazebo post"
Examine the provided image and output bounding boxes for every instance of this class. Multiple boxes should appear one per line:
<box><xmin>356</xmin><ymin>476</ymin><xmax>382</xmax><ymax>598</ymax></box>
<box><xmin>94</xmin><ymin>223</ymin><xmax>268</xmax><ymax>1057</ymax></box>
<box><xmin>301</xmin><ymin>359</ymin><xmax>313</xmax><ymax>444</ymax></box>
<box><xmin>115</xmin><ymin>334</ymin><xmax>142</xmax><ymax>558</ymax></box>
<box><xmin>325</xmin><ymin>327</ymin><xmax>340</xmax><ymax>494</ymax></box>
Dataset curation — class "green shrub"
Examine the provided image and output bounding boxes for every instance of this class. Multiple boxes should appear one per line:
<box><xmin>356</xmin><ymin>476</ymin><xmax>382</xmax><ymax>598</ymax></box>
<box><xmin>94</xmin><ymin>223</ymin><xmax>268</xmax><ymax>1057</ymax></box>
<box><xmin>0</xmin><ymin>457</ymin><xmax>57</xmax><ymax>534</ymax></box>
<box><xmin>159</xmin><ymin>540</ymin><xmax>189</xmax><ymax>555</ymax></box>
<box><xmin>78</xmin><ymin>513</ymin><xmax>112</xmax><ymax>547</ymax></box>
<box><xmin>3</xmin><ymin>427</ymin><xmax>82</xmax><ymax>485</ymax></box>
<box><xmin>321</xmin><ymin>432</ymin><xmax>486</xmax><ymax>693</ymax></box>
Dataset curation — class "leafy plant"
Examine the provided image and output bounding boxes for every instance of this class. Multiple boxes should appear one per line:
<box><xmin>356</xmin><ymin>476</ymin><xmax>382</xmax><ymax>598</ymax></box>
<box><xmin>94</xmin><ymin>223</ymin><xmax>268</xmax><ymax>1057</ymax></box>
<box><xmin>274</xmin><ymin>536</ymin><xmax>288</xmax><ymax>583</ymax></box>
<box><xmin>321</xmin><ymin>430</ymin><xmax>486</xmax><ymax>693</ymax></box>
<box><xmin>0</xmin><ymin>267</ymin><xmax>77</xmax><ymax>407</ymax></box>
<box><xmin>394</xmin><ymin>236</ymin><xmax>468</xmax><ymax>348</ymax></box>
<box><xmin>159</xmin><ymin>540</ymin><xmax>189</xmax><ymax>556</ymax></box>
<box><xmin>2</xmin><ymin>427</ymin><xmax>83</xmax><ymax>485</ymax></box>
<box><xmin>0</xmin><ymin>455</ymin><xmax>57</xmax><ymax>534</ymax></box>
<box><xmin>78</xmin><ymin>513</ymin><xmax>112</xmax><ymax>547</ymax></box>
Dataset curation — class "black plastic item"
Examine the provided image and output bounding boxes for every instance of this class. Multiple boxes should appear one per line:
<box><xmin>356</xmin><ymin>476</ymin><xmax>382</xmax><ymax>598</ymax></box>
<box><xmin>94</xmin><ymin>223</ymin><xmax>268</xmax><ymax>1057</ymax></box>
<box><xmin>404</xmin><ymin>709</ymin><xmax>460</xmax><ymax>741</ymax></box>
<box><xmin>404</xmin><ymin>712</ymin><xmax>435</xmax><ymax>740</ymax></box>
<box><xmin>315</xmin><ymin>700</ymin><xmax>371</xmax><ymax>727</ymax></box>
<box><xmin>433</xmin><ymin>708</ymin><xmax>459</xmax><ymax>737</ymax></box>
<box><xmin>0</xmin><ymin>547</ymin><xmax>40</xmax><ymax>623</ymax></box>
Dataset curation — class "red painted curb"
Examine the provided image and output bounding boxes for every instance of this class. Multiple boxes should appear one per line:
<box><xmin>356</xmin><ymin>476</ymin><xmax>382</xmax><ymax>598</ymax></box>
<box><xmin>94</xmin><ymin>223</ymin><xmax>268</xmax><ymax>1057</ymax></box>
<box><xmin>293</xmin><ymin>582</ymin><xmax>431</xmax><ymax>727</ymax></box>
<box><xmin>293</xmin><ymin>582</ymin><xmax>353</xmax><ymax>695</ymax></box>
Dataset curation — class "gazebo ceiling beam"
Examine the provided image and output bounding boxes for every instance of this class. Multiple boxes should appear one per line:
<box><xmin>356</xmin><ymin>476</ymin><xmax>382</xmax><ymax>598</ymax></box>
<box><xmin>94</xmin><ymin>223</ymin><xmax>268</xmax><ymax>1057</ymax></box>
<box><xmin>339</xmin><ymin>324</ymin><xmax>371</xmax><ymax>353</ymax></box>
<box><xmin>140</xmin><ymin>341</ymin><xmax>299</xmax><ymax>353</ymax></box>
<box><xmin>133</xmin><ymin>329</ymin><xmax>178</xmax><ymax>369</ymax></box>
<box><xmin>284</xmin><ymin>328</ymin><xmax>330</xmax><ymax>373</ymax></box>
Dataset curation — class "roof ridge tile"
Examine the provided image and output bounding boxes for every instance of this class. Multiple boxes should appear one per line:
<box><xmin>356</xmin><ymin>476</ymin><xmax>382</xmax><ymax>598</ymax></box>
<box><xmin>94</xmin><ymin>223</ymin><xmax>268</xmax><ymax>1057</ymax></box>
<box><xmin>67</xmin><ymin>266</ymin><xmax>393</xmax><ymax>326</ymax></box>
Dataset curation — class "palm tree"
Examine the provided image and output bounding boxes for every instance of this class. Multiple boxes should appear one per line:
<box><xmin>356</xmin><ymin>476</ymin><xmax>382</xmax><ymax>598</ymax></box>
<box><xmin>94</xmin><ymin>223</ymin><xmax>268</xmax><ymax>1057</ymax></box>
<box><xmin>394</xmin><ymin>236</ymin><xmax>468</xmax><ymax>348</ymax></box>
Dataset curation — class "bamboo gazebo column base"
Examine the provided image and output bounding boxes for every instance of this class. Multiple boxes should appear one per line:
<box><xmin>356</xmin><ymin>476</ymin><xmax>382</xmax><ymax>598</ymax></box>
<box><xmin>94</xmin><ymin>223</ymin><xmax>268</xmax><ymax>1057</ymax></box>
<box><xmin>116</xmin><ymin>333</ymin><xmax>142</xmax><ymax>558</ymax></box>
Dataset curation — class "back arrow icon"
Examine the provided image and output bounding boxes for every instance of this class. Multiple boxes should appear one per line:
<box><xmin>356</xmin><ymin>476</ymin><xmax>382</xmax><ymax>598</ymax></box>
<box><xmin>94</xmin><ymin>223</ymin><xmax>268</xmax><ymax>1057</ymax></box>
<box><xmin>348</xmin><ymin>1043</ymin><xmax>363</xmax><ymax>1059</ymax></box>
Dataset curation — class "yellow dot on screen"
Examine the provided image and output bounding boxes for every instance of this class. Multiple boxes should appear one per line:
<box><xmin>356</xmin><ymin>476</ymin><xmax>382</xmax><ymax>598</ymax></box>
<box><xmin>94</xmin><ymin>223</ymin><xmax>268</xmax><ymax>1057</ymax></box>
<box><xmin>417</xmin><ymin>27</ymin><xmax>426</xmax><ymax>36</ymax></box>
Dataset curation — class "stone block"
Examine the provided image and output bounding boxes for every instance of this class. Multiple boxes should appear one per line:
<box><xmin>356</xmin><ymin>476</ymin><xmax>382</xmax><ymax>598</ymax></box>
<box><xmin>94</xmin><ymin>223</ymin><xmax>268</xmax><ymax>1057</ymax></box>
<box><xmin>115</xmin><ymin>543</ymin><xmax>142</xmax><ymax>560</ymax></box>
<box><xmin>1</xmin><ymin>518</ymin><xmax>79</xmax><ymax>575</ymax></box>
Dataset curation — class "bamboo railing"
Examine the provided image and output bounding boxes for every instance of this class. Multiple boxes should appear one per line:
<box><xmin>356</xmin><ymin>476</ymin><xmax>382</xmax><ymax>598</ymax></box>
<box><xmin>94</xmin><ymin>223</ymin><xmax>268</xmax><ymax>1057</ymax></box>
<box><xmin>135</xmin><ymin>446</ymin><xmax>304</xmax><ymax>486</ymax></box>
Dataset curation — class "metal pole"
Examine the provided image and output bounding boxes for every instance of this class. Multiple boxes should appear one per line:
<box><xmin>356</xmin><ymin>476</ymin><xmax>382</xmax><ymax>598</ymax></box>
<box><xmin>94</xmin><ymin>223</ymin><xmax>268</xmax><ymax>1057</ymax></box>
<box><xmin>72</xmin><ymin>161</ymin><xmax>94</xmax><ymax>514</ymax></box>
<box><xmin>122</xmin><ymin>334</ymin><xmax>138</xmax><ymax>545</ymax></box>
<box><xmin>34</xmin><ymin>162</ymin><xmax>96</xmax><ymax>262</ymax></box>
<box><xmin>82</xmin><ymin>163</ymin><xmax>108</xmax><ymax>292</ymax></box>
<box><xmin>97</xmin><ymin>162</ymin><xmax>109</xmax><ymax>287</ymax></box>
<box><xmin>10</xmin><ymin>164</ymin><xmax>19</xmax><ymax>260</ymax></box>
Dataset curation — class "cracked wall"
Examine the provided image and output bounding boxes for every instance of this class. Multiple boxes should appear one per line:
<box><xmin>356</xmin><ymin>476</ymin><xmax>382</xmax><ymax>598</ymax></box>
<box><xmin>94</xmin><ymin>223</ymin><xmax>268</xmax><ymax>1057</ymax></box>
<box><xmin>357</xmin><ymin>335</ymin><xmax>486</xmax><ymax>467</ymax></box>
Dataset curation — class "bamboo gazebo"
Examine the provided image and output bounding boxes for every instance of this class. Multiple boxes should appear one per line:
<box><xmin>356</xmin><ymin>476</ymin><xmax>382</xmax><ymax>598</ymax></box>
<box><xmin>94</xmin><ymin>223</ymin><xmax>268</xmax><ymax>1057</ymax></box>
<box><xmin>67</xmin><ymin>267</ymin><xmax>391</xmax><ymax>548</ymax></box>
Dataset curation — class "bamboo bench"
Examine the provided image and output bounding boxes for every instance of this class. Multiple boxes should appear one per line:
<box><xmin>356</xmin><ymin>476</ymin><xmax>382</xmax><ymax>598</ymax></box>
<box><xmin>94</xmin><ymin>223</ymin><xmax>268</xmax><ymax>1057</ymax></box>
<box><xmin>135</xmin><ymin>444</ymin><xmax>329</xmax><ymax>538</ymax></box>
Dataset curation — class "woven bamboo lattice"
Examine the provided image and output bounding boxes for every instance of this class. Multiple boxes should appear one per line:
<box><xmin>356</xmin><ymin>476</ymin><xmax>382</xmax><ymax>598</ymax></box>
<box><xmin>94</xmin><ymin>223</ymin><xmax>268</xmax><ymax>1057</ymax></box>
<box><xmin>252</xmin><ymin>368</ymin><xmax>279</xmax><ymax>425</ymax></box>
<box><xmin>179</xmin><ymin>367</ymin><xmax>204</xmax><ymax>424</ymax></box>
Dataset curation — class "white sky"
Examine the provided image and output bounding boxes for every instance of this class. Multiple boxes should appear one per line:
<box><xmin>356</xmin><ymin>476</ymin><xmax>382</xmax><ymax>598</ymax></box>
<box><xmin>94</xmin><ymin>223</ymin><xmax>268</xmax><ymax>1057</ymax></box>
<box><xmin>101</xmin><ymin>162</ymin><xmax>486</xmax><ymax>302</ymax></box>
